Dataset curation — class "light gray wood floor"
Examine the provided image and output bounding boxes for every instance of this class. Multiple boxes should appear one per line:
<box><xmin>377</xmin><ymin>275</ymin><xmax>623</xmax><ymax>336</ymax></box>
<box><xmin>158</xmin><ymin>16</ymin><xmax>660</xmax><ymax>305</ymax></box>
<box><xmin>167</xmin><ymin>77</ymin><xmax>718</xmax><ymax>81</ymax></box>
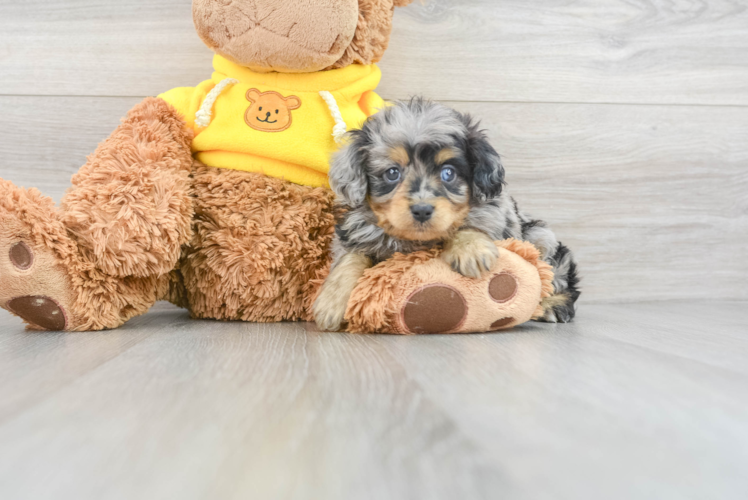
<box><xmin>1</xmin><ymin>301</ymin><xmax>746</xmax><ymax>500</ymax></box>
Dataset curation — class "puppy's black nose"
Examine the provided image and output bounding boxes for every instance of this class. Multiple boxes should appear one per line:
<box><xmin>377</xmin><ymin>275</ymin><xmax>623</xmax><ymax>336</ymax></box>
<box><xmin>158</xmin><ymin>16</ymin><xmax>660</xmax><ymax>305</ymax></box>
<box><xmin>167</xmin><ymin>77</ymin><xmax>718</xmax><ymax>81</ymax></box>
<box><xmin>411</xmin><ymin>204</ymin><xmax>434</xmax><ymax>223</ymax></box>
<box><xmin>266</xmin><ymin>112</ymin><xmax>271</xmax><ymax>117</ymax></box>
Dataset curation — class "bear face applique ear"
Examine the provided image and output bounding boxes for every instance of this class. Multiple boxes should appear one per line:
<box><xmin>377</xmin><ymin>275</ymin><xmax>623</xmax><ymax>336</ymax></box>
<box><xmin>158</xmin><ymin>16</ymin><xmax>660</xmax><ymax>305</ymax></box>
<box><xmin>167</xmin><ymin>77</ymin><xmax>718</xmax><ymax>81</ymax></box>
<box><xmin>285</xmin><ymin>96</ymin><xmax>302</xmax><ymax>111</ymax></box>
<box><xmin>246</xmin><ymin>89</ymin><xmax>262</xmax><ymax>104</ymax></box>
<box><xmin>244</xmin><ymin>89</ymin><xmax>302</xmax><ymax>133</ymax></box>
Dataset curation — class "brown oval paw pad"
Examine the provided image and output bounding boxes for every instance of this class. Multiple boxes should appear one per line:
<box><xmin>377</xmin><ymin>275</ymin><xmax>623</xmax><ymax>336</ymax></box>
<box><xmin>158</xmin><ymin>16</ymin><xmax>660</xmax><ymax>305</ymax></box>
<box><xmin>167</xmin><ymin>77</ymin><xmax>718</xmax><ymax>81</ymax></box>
<box><xmin>490</xmin><ymin>317</ymin><xmax>515</xmax><ymax>330</ymax></box>
<box><xmin>402</xmin><ymin>285</ymin><xmax>467</xmax><ymax>334</ymax></box>
<box><xmin>9</xmin><ymin>242</ymin><xmax>33</xmax><ymax>270</ymax></box>
<box><xmin>489</xmin><ymin>273</ymin><xmax>518</xmax><ymax>303</ymax></box>
<box><xmin>7</xmin><ymin>296</ymin><xmax>67</xmax><ymax>331</ymax></box>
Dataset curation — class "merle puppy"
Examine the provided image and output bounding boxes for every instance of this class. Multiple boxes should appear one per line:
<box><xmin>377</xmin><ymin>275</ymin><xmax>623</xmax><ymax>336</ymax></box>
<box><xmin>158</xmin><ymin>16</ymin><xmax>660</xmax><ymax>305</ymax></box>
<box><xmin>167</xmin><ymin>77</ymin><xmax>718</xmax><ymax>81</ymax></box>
<box><xmin>314</xmin><ymin>99</ymin><xmax>580</xmax><ymax>332</ymax></box>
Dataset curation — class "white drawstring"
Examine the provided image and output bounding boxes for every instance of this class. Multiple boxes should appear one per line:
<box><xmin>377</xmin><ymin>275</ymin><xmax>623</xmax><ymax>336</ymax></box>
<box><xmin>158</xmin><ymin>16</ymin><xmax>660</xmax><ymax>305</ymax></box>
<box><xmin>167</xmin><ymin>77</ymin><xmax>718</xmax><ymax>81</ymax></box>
<box><xmin>195</xmin><ymin>78</ymin><xmax>239</xmax><ymax>128</ymax></box>
<box><xmin>319</xmin><ymin>91</ymin><xmax>348</xmax><ymax>144</ymax></box>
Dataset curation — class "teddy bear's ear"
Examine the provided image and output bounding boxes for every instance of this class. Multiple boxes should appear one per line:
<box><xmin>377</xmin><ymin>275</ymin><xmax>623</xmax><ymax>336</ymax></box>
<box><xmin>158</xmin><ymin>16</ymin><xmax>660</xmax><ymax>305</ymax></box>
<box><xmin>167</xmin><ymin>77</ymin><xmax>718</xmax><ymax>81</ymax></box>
<box><xmin>285</xmin><ymin>96</ymin><xmax>302</xmax><ymax>110</ymax></box>
<box><xmin>246</xmin><ymin>89</ymin><xmax>261</xmax><ymax>103</ymax></box>
<box><xmin>329</xmin><ymin>0</ymin><xmax>410</xmax><ymax>69</ymax></box>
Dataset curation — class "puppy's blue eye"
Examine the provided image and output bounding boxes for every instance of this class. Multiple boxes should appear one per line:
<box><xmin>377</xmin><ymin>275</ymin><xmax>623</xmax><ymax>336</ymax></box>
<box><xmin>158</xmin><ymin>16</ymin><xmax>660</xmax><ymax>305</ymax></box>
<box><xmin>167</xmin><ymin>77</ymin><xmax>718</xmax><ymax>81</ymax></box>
<box><xmin>384</xmin><ymin>167</ymin><xmax>401</xmax><ymax>183</ymax></box>
<box><xmin>441</xmin><ymin>166</ymin><xmax>456</xmax><ymax>183</ymax></box>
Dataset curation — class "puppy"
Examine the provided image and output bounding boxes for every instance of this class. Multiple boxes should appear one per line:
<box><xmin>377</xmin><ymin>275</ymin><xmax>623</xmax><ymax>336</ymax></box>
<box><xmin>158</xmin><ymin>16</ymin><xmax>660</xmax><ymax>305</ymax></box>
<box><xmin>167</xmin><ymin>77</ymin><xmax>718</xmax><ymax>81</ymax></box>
<box><xmin>314</xmin><ymin>99</ymin><xmax>580</xmax><ymax>331</ymax></box>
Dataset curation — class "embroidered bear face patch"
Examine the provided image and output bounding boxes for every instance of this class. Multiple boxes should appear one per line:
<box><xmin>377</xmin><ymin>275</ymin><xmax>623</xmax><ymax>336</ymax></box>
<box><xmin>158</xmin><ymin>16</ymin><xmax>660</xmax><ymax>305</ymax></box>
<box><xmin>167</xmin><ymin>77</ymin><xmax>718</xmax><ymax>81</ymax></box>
<box><xmin>245</xmin><ymin>89</ymin><xmax>301</xmax><ymax>132</ymax></box>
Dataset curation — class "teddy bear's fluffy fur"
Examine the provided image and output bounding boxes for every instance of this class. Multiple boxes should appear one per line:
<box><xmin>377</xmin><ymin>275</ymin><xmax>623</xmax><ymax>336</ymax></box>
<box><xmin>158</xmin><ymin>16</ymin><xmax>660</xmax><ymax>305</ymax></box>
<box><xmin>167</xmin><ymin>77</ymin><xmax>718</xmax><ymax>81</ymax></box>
<box><xmin>0</xmin><ymin>0</ymin><xmax>411</xmax><ymax>330</ymax></box>
<box><xmin>1</xmin><ymin>97</ymin><xmax>335</xmax><ymax>330</ymax></box>
<box><xmin>193</xmin><ymin>0</ymin><xmax>412</xmax><ymax>73</ymax></box>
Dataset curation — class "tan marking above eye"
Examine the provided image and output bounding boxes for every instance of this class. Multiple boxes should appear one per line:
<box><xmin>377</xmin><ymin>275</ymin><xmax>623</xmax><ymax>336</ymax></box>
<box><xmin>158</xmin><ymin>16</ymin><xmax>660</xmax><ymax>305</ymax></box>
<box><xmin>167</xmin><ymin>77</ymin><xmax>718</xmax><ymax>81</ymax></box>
<box><xmin>435</xmin><ymin>148</ymin><xmax>457</xmax><ymax>165</ymax></box>
<box><xmin>389</xmin><ymin>146</ymin><xmax>410</xmax><ymax>167</ymax></box>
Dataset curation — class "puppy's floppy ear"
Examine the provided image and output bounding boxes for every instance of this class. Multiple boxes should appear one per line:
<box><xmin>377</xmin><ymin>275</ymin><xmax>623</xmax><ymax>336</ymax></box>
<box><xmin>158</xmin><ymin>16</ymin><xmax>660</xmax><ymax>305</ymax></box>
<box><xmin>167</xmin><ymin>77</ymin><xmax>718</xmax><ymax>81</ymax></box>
<box><xmin>463</xmin><ymin>115</ymin><xmax>505</xmax><ymax>203</ymax></box>
<box><xmin>329</xmin><ymin>128</ymin><xmax>370</xmax><ymax>207</ymax></box>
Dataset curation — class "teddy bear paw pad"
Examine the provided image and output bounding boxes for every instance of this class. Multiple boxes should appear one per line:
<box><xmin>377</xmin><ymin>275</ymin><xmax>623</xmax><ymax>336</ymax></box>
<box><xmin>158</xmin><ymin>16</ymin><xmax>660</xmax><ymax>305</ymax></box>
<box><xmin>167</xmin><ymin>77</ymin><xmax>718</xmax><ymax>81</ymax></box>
<box><xmin>489</xmin><ymin>273</ymin><xmax>518</xmax><ymax>303</ymax></box>
<box><xmin>0</xmin><ymin>237</ymin><xmax>76</xmax><ymax>331</ymax></box>
<box><xmin>490</xmin><ymin>317</ymin><xmax>515</xmax><ymax>329</ymax></box>
<box><xmin>7</xmin><ymin>296</ymin><xmax>67</xmax><ymax>331</ymax></box>
<box><xmin>9</xmin><ymin>242</ymin><xmax>34</xmax><ymax>270</ymax></box>
<box><xmin>402</xmin><ymin>284</ymin><xmax>468</xmax><ymax>334</ymax></box>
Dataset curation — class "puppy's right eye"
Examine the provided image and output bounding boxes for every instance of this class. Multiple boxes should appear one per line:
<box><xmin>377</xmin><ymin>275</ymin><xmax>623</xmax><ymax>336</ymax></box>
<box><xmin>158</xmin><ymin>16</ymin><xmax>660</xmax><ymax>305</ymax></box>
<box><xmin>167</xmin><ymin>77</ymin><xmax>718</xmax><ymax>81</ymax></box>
<box><xmin>384</xmin><ymin>167</ymin><xmax>402</xmax><ymax>183</ymax></box>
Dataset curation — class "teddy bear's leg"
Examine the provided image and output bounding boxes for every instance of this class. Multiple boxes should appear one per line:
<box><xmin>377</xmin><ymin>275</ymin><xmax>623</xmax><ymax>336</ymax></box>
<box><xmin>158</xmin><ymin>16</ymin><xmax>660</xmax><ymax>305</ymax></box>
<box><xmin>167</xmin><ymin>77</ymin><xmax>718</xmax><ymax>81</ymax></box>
<box><xmin>0</xmin><ymin>179</ymin><xmax>171</xmax><ymax>330</ymax></box>
<box><xmin>345</xmin><ymin>241</ymin><xmax>555</xmax><ymax>335</ymax></box>
<box><xmin>0</xmin><ymin>181</ymin><xmax>81</xmax><ymax>330</ymax></box>
<box><xmin>60</xmin><ymin>97</ymin><xmax>194</xmax><ymax>279</ymax></box>
<box><xmin>181</xmin><ymin>166</ymin><xmax>335</xmax><ymax>322</ymax></box>
<box><xmin>0</xmin><ymin>97</ymin><xmax>193</xmax><ymax>330</ymax></box>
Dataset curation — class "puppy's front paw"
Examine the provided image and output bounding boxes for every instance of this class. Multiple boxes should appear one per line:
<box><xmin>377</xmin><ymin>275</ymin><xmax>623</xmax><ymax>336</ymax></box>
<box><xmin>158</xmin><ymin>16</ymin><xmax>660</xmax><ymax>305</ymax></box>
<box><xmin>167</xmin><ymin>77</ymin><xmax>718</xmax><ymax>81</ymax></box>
<box><xmin>442</xmin><ymin>230</ymin><xmax>499</xmax><ymax>279</ymax></box>
<box><xmin>313</xmin><ymin>252</ymin><xmax>372</xmax><ymax>332</ymax></box>
<box><xmin>313</xmin><ymin>287</ymin><xmax>349</xmax><ymax>332</ymax></box>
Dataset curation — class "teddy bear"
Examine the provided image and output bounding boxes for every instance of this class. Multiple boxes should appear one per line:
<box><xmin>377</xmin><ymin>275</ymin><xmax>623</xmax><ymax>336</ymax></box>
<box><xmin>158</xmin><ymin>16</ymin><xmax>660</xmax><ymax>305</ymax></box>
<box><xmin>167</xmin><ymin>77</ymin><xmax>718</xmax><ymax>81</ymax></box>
<box><xmin>0</xmin><ymin>0</ymin><xmax>414</xmax><ymax>331</ymax></box>
<box><xmin>0</xmin><ymin>0</ymin><xmax>554</xmax><ymax>334</ymax></box>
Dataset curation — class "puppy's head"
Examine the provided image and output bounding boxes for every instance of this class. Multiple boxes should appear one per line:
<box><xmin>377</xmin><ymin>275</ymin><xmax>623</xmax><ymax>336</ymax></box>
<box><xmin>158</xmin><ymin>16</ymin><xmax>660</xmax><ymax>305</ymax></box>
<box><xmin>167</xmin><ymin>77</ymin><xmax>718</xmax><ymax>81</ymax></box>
<box><xmin>329</xmin><ymin>99</ymin><xmax>505</xmax><ymax>241</ymax></box>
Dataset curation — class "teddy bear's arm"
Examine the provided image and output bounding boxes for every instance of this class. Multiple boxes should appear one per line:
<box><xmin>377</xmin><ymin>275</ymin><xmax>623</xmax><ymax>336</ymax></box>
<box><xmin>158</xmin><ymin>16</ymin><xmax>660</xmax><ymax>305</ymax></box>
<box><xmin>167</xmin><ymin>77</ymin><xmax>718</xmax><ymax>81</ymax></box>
<box><xmin>159</xmin><ymin>83</ymin><xmax>213</xmax><ymax>133</ymax></box>
<box><xmin>358</xmin><ymin>90</ymin><xmax>386</xmax><ymax>117</ymax></box>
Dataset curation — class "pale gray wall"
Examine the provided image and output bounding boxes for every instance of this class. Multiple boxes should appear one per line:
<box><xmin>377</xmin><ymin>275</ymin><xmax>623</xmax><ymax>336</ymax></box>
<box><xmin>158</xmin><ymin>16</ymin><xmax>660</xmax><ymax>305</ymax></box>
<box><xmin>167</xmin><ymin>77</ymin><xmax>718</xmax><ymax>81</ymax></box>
<box><xmin>1</xmin><ymin>0</ymin><xmax>746</xmax><ymax>303</ymax></box>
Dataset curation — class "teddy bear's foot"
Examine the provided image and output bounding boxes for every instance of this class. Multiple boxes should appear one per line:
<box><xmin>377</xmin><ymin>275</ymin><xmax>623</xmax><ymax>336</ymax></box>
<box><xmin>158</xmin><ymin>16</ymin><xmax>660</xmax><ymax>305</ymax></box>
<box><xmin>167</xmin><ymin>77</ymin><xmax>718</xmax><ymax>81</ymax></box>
<box><xmin>398</xmin><ymin>272</ymin><xmax>522</xmax><ymax>334</ymax></box>
<box><xmin>0</xmin><ymin>180</ymin><xmax>81</xmax><ymax>331</ymax></box>
<box><xmin>393</xmin><ymin>263</ymin><xmax>538</xmax><ymax>334</ymax></box>
<box><xmin>344</xmin><ymin>239</ymin><xmax>555</xmax><ymax>335</ymax></box>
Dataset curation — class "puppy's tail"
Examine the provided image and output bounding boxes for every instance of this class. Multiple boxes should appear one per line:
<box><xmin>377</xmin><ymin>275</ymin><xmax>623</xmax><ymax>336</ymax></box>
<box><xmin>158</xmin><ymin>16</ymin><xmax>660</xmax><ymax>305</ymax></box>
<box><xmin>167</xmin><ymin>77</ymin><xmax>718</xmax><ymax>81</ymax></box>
<box><xmin>537</xmin><ymin>243</ymin><xmax>581</xmax><ymax>323</ymax></box>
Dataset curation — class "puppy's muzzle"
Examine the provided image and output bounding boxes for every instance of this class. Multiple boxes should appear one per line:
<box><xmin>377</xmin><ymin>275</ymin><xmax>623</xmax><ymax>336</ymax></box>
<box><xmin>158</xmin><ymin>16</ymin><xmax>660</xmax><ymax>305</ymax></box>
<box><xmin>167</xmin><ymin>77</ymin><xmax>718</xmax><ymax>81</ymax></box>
<box><xmin>410</xmin><ymin>204</ymin><xmax>434</xmax><ymax>223</ymax></box>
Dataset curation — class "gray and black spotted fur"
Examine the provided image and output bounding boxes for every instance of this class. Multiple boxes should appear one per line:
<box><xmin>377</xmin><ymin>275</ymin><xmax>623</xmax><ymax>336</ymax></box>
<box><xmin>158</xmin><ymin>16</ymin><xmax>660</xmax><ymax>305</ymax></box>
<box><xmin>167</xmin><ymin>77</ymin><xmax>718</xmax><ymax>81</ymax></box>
<box><xmin>329</xmin><ymin>98</ymin><xmax>580</xmax><ymax>323</ymax></box>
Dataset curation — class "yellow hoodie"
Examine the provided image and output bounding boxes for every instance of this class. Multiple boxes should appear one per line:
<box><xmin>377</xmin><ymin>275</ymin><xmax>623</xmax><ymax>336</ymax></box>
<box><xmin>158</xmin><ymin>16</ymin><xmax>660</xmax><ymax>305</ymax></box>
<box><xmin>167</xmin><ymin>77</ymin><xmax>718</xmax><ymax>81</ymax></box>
<box><xmin>159</xmin><ymin>55</ymin><xmax>385</xmax><ymax>188</ymax></box>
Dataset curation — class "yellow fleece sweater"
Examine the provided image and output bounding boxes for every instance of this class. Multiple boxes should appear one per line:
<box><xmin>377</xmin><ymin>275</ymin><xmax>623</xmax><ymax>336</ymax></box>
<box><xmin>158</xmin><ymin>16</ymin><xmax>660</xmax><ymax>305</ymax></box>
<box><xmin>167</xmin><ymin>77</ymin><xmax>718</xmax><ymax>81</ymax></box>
<box><xmin>159</xmin><ymin>55</ymin><xmax>384</xmax><ymax>188</ymax></box>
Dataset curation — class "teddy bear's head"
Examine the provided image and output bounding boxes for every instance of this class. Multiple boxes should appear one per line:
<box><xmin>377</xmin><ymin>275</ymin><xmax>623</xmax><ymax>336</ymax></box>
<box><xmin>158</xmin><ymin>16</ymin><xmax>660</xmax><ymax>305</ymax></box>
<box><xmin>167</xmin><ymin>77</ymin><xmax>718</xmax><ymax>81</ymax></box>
<box><xmin>192</xmin><ymin>0</ymin><xmax>413</xmax><ymax>73</ymax></box>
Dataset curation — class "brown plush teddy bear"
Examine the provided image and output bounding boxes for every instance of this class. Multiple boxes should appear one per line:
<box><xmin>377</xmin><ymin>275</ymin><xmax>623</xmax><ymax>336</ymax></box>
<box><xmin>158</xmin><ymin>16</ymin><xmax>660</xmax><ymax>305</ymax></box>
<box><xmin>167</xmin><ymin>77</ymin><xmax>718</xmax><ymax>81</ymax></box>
<box><xmin>0</xmin><ymin>0</ymin><xmax>413</xmax><ymax>331</ymax></box>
